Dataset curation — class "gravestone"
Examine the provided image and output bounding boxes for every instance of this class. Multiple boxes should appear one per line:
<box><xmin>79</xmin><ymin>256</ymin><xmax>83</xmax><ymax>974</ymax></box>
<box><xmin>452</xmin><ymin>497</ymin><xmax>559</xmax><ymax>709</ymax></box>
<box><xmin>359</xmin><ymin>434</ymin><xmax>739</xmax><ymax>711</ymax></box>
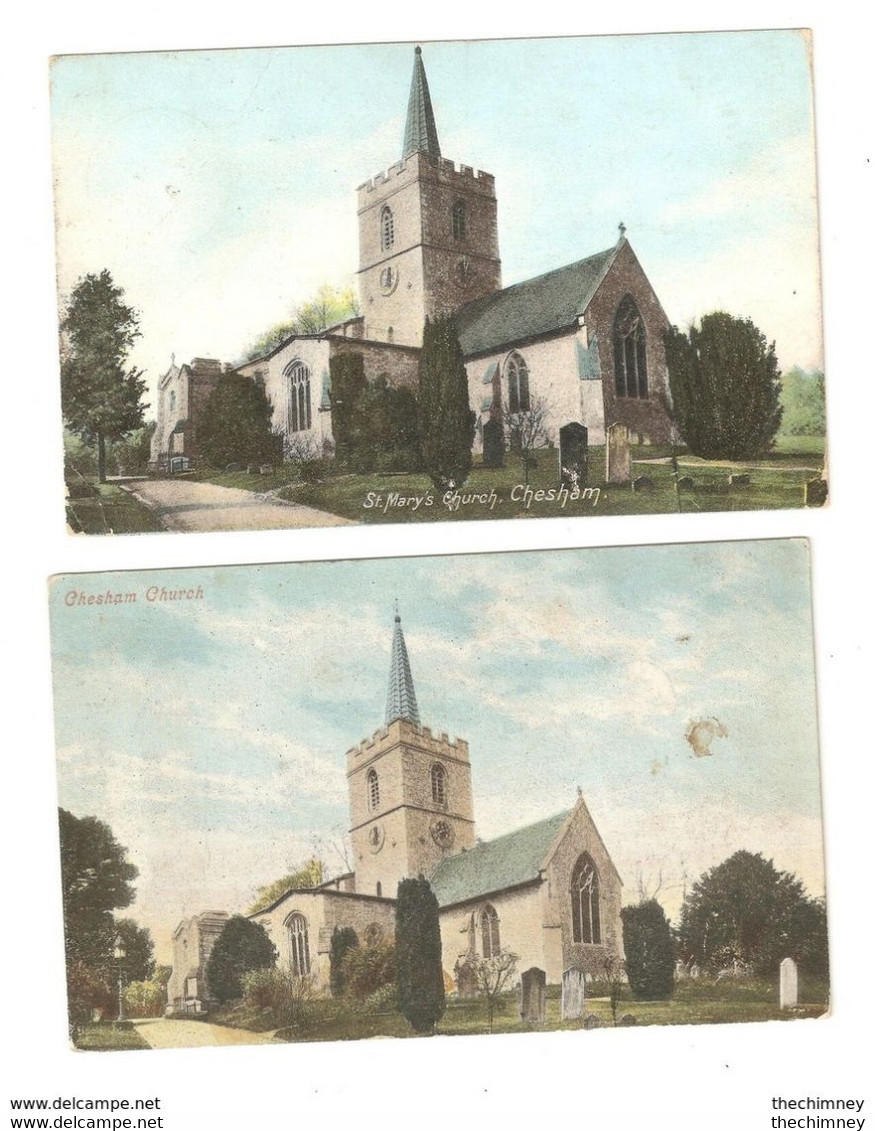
<box><xmin>779</xmin><ymin>957</ymin><xmax>798</xmax><ymax>1009</ymax></box>
<box><xmin>677</xmin><ymin>475</ymin><xmax>695</xmax><ymax>489</ymax></box>
<box><xmin>561</xmin><ymin>967</ymin><xmax>586</xmax><ymax>1020</ymax></box>
<box><xmin>519</xmin><ymin>967</ymin><xmax>547</xmax><ymax>1024</ymax></box>
<box><xmin>727</xmin><ymin>473</ymin><xmax>751</xmax><ymax>487</ymax></box>
<box><xmin>559</xmin><ymin>422</ymin><xmax>588</xmax><ymax>488</ymax></box>
<box><xmin>632</xmin><ymin>475</ymin><xmax>654</xmax><ymax>492</ymax></box>
<box><xmin>606</xmin><ymin>422</ymin><xmax>632</xmax><ymax>485</ymax></box>
<box><xmin>582</xmin><ymin>1013</ymin><xmax>602</xmax><ymax>1030</ymax></box>
<box><xmin>453</xmin><ymin>958</ymin><xmax>477</xmax><ymax>998</ymax></box>
<box><xmin>482</xmin><ymin>418</ymin><xmax>505</xmax><ymax>468</ymax></box>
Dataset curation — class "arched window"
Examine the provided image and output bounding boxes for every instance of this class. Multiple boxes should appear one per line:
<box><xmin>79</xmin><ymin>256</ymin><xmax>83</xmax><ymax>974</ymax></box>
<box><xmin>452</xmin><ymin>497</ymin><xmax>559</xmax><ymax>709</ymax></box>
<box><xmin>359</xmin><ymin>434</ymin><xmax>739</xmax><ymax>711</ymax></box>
<box><xmin>285</xmin><ymin>361</ymin><xmax>312</xmax><ymax>433</ymax></box>
<box><xmin>287</xmin><ymin>913</ymin><xmax>311</xmax><ymax>977</ymax></box>
<box><xmin>571</xmin><ymin>854</ymin><xmax>601</xmax><ymax>944</ymax></box>
<box><xmin>452</xmin><ymin>199</ymin><xmax>467</xmax><ymax>241</ymax></box>
<box><xmin>431</xmin><ymin>763</ymin><xmax>447</xmax><ymax>807</ymax></box>
<box><xmin>613</xmin><ymin>295</ymin><xmax>648</xmax><ymax>399</ymax></box>
<box><xmin>169</xmin><ymin>390</ymin><xmax>177</xmax><ymax>415</ymax></box>
<box><xmin>480</xmin><ymin>904</ymin><xmax>500</xmax><ymax>958</ymax></box>
<box><xmin>387</xmin><ymin>326</ymin><xmax>394</xmax><ymax>344</ymax></box>
<box><xmin>376</xmin><ymin>881</ymin><xmax>382</xmax><ymax>898</ymax></box>
<box><xmin>365</xmin><ymin>923</ymin><xmax>385</xmax><ymax>947</ymax></box>
<box><xmin>505</xmin><ymin>352</ymin><xmax>530</xmax><ymax>414</ymax></box>
<box><xmin>380</xmin><ymin>205</ymin><xmax>395</xmax><ymax>251</ymax></box>
<box><xmin>367</xmin><ymin>769</ymin><xmax>380</xmax><ymax>811</ymax></box>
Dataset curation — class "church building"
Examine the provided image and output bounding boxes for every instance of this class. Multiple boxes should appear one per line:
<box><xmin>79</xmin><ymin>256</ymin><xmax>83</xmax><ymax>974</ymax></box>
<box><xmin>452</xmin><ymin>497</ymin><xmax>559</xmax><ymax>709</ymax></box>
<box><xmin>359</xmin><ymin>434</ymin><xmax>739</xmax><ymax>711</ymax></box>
<box><xmin>168</xmin><ymin>612</ymin><xmax>622</xmax><ymax>1010</ymax></box>
<box><xmin>151</xmin><ymin>46</ymin><xmax>673</xmax><ymax>468</ymax></box>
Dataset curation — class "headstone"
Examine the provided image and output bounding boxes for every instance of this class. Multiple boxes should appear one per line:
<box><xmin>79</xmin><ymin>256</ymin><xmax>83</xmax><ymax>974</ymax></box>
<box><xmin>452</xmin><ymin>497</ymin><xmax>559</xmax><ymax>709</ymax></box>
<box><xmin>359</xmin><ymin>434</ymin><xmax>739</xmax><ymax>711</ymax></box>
<box><xmin>559</xmin><ymin>422</ymin><xmax>588</xmax><ymax>489</ymax></box>
<box><xmin>805</xmin><ymin>478</ymin><xmax>828</xmax><ymax>507</ymax></box>
<box><xmin>453</xmin><ymin>958</ymin><xmax>477</xmax><ymax>998</ymax></box>
<box><xmin>677</xmin><ymin>475</ymin><xmax>695</xmax><ymax>489</ymax></box>
<box><xmin>482</xmin><ymin>418</ymin><xmax>505</xmax><ymax>468</ymax></box>
<box><xmin>780</xmin><ymin>957</ymin><xmax>798</xmax><ymax>1009</ymax></box>
<box><xmin>632</xmin><ymin>475</ymin><xmax>654</xmax><ymax>492</ymax></box>
<box><xmin>689</xmin><ymin>963</ymin><xmax>700</xmax><ymax>979</ymax></box>
<box><xmin>606</xmin><ymin>422</ymin><xmax>632</xmax><ymax>485</ymax></box>
<box><xmin>259</xmin><ymin>464</ymin><xmax>273</xmax><ymax>475</ymax></box>
<box><xmin>582</xmin><ymin>1013</ymin><xmax>602</xmax><ymax>1030</ymax></box>
<box><xmin>618</xmin><ymin>1014</ymin><xmax>638</xmax><ymax>1027</ymax></box>
<box><xmin>519</xmin><ymin>966</ymin><xmax>547</xmax><ymax>1024</ymax></box>
<box><xmin>727</xmin><ymin>473</ymin><xmax>750</xmax><ymax>487</ymax></box>
<box><xmin>561</xmin><ymin>967</ymin><xmax>586</xmax><ymax>1020</ymax></box>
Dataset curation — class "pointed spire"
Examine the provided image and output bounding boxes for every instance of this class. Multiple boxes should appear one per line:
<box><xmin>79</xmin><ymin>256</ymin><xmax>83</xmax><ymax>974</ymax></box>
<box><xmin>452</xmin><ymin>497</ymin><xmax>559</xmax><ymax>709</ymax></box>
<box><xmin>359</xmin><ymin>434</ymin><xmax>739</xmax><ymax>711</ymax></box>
<box><xmin>385</xmin><ymin>609</ymin><xmax>421</xmax><ymax>727</ymax></box>
<box><xmin>402</xmin><ymin>46</ymin><xmax>441</xmax><ymax>160</ymax></box>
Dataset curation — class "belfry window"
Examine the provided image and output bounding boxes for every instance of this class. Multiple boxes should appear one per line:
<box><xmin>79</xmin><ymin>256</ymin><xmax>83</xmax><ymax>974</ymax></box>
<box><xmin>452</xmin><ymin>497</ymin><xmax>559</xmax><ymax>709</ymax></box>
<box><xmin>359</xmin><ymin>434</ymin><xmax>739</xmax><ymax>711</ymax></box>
<box><xmin>571</xmin><ymin>854</ymin><xmax>601</xmax><ymax>944</ymax></box>
<box><xmin>452</xmin><ymin>199</ymin><xmax>467</xmax><ymax>241</ymax></box>
<box><xmin>287</xmin><ymin>913</ymin><xmax>311</xmax><ymax>977</ymax></box>
<box><xmin>367</xmin><ymin>769</ymin><xmax>380</xmax><ymax>811</ymax></box>
<box><xmin>506</xmin><ymin>352</ymin><xmax>530</xmax><ymax>414</ymax></box>
<box><xmin>380</xmin><ymin>206</ymin><xmax>395</xmax><ymax>251</ymax></box>
<box><xmin>613</xmin><ymin>295</ymin><xmax>648</xmax><ymax>399</ymax></box>
<box><xmin>480</xmin><ymin>904</ymin><xmax>501</xmax><ymax>958</ymax></box>
<box><xmin>286</xmin><ymin>361</ymin><xmax>312</xmax><ymax>433</ymax></box>
<box><xmin>431</xmin><ymin>763</ymin><xmax>447</xmax><ymax>807</ymax></box>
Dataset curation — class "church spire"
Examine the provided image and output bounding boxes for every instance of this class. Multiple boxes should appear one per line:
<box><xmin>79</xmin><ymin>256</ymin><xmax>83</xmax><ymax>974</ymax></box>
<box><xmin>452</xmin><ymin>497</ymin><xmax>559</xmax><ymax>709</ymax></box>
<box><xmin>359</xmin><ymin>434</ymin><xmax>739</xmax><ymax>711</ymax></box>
<box><xmin>402</xmin><ymin>46</ymin><xmax>441</xmax><ymax>160</ymax></box>
<box><xmin>385</xmin><ymin>608</ymin><xmax>421</xmax><ymax>727</ymax></box>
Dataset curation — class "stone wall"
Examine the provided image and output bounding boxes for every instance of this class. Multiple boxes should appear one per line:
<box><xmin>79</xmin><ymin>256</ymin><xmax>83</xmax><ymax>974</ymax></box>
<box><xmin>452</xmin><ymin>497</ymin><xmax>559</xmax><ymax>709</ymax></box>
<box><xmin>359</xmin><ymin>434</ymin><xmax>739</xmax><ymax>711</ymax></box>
<box><xmin>439</xmin><ymin>884</ymin><xmax>548</xmax><ymax>984</ymax></box>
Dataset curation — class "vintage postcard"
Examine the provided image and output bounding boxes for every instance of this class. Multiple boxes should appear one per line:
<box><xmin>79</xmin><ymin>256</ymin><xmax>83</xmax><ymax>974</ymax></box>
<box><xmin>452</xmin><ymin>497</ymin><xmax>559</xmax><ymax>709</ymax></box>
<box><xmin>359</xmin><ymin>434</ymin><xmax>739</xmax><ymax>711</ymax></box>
<box><xmin>49</xmin><ymin>540</ymin><xmax>828</xmax><ymax>1050</ymax></box>
<box><xmin>52</xmin><ymin>32</ymin><xmax>826</xmax><ymax>535</ymax></box>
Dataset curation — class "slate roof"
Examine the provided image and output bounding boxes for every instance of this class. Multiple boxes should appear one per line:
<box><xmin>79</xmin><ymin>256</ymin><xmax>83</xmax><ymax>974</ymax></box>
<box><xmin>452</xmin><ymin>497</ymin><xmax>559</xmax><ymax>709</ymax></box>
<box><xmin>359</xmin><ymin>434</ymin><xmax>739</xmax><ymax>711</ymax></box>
<box><xmin>456</xmin><ymin>245</ymin><xmax>618</xmax><ymax>358</ymax></box>
<box><xmin>385</xmin><ymin>613</ymin><xmax>421</xmax><ymax>726</ymax></box>
<box><xmin>403</xmin><ymin>47</ymin><xmax>441</xmax><ymax>160</ymax></box>
<box><xmin>430</xmin><ymin>809</ymin><xmax>570</xmax><ymax>908</ymax></box>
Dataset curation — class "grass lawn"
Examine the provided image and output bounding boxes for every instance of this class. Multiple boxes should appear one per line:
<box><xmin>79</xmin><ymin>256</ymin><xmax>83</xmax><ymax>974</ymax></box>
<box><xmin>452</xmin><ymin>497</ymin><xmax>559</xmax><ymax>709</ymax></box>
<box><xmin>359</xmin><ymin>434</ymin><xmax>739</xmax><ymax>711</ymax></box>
<box><xmin>66</xmin><ymin>481</ymin><xmax>165</xmax><ymax>535</ymax></box>
<box><xmin>73</xmin><ymin>1023</ymin><xmax>151</xmax><ymax>1051</ymax></box>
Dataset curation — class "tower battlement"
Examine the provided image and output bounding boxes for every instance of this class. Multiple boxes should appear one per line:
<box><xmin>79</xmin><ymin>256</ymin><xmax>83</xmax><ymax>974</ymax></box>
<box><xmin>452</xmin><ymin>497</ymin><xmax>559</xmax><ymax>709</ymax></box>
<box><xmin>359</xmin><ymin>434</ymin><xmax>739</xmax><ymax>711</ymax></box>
<box><xmin>357</xmin><ymin>152</ymin><xmax>495</xmax><ymax>204</ymax></box>
<box><xmin>346</xmin><ymin>717</ymin><xmax>469</xmax><ymax>770</ymax></box>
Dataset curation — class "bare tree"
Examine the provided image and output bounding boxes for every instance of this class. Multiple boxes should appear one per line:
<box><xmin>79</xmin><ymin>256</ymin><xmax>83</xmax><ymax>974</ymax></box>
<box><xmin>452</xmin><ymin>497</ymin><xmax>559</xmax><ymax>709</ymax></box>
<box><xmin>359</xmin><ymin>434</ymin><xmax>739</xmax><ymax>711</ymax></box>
<box><xmin>505</xmin><ymin>396</ymin><xmax>553</xmax><ymax>485</ymax></box>
<box><xmin>466</xmin><ymin>951</ymin><xmax>519</xmax><ymax>1033</ymax></box>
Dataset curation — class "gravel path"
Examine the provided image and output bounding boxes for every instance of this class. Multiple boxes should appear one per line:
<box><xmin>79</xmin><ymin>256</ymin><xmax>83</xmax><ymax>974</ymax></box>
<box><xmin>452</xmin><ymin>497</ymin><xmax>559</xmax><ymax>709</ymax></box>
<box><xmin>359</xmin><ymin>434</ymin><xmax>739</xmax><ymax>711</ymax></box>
<box><xmin>132</xmin><ymin>1018</ymin><xmax>279</xmax><ymax>1048</ymax></box>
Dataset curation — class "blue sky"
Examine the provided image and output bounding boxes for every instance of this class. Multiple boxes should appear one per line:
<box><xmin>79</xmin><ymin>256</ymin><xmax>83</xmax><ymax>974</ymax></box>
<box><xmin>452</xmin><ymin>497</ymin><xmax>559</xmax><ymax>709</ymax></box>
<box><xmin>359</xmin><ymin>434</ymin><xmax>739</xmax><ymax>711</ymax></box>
<box><xmin>51</xmin><ymin>31</ymin><xmax>822</xmax><ymax>414</ymax></box>
<box><xmin>49</xmin><ymin>540</ymin><xmax>825</xmax><ymax>961</ymax></box>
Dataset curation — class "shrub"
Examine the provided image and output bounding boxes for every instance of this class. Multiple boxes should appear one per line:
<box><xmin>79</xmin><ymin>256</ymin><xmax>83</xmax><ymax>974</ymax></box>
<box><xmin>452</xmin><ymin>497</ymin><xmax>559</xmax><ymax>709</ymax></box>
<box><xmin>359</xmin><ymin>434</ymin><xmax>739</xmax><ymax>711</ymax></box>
<box><xmin>329</xmin><ymin>927</ymin><xmax>359</xmax><ymax>997</ymax></box>
<box><xmin>205</xmin><ymin>916</ymin><xmax>276</xmax><ymax>1003</ymax></box>
<box><xmin>66</xmin><ymin>960</ymin><xmax>115</xmax><ymax>1031</ymax></box>
<box><xmin>418</xmin><ymin>315</ymin><xmax>475</xmax><ymax>490</ymax></box>
<box><xmin>395</xmin><ymin>877</ymin><xmax>445</xmax><ymax>1033</ymax></box>
<box><xmin>122</xmin><ymin>978</ymin><xmax>167</xmax><ymax>1018</ymax></box>
<box><xmin>341</xmin><ymin>940</ymin><xmax>395</xmax><ymax>1000</ymax></box>
<box><xmin>621</xmin><ymin>900</ymin><xmax>675</xmax><ymax>1001</ymax></box>
<box><xmin>241</xmin><ymin>967</ymin><xmax>317</xmax><ymax>1032</ymax></box>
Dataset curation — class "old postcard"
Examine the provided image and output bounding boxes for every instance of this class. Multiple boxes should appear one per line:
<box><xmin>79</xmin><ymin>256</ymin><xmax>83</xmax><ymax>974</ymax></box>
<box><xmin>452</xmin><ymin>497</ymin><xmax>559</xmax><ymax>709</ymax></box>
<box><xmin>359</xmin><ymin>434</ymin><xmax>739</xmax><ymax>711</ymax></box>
<box><xmin>52</xmin><ymin>32</ymin><xmax>826</xmax><ymax>535</ymax></box>
<box><xmin>49</xmin><ymin>539</ymin><xmax>827</xmax><ymax>1049</ymax></box>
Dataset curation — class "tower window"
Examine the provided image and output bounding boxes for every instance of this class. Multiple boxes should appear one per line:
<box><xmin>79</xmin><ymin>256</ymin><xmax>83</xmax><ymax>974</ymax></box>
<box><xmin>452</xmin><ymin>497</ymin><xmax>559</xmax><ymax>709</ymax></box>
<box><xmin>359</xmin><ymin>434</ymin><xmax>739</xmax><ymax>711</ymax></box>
<box><xmin>431</xmin><ymin>763</ymin><xmax>447</xmax><ymax>807</ymax></box>
<box><xmin>452</xmin><ymin>199</ymin><xmax>467</xmax><ymax>241</ymax></box>
<box><xmin>285</xmin><ymin>360</ymin><xmax>312</xmax><ymax>433</ymax></box>
<box><xmin>169</xmin><ymin>390</ymin><xmax>177</xmax><ymax>415</ymax></box>
<box><xmin>367</xmin><ymin>769</ymin><xmax>380</xmax><ymax>811</ymax></box>
<box><xmin>380</xmin><ymin>206</ymin><xmax>395</xmax><ymax>251</ymax></box>
<box><xmin>505</xmin><ymin>352</ymin><xmax>531</xmax><ymax>414</ymax></box>
<box><xmin>480</xmin><ymin>904</ymin><xmax>501</xmax><ymax>958</ymax></box>
<box><xmin>287</xmin><ymin>913</ymin><xmax>311</xmax><ymax>977</ymax></box>
<box><xmin>613</xmin><ymin>294</ymin><xmax>648</xmax><ymax>399</ymax></box>
<box><xmin>571</xmin><ymin>854</ymin><xmax>601</xmax><ymax>944</ymax></box>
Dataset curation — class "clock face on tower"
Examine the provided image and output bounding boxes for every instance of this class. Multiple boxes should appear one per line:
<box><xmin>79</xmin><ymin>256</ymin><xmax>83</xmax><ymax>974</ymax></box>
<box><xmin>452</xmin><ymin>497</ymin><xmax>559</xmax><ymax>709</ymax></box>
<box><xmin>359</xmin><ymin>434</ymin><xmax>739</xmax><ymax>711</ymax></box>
<box><xmin>430</xmin><ymin>818</ymin><xmax>454</xmax><ymax>849</ymax></box>
<box><xmin>455</xmin><ymin>257</ymin><xmax>476</xmax><ymax>289</ymax></box>
<box><xmin>379</xmin><ymin>265</ymin><xmax>400</xmax><ymax>295</ymax></box>
<box><xmin>368</xmin><ymin>824</ymin><xmax>385</xmax><ymax>853</ymax></box>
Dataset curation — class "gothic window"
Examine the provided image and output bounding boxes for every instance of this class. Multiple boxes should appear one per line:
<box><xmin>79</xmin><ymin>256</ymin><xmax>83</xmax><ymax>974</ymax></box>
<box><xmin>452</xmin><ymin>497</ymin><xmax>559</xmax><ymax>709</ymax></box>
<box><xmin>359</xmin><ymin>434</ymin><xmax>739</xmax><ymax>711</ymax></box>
<box><xmin>287</xmin><ymin>913</ymin><xmax>311</xmax><ymax>977</ymax></box>
<box><xmin>505</xmin><ymin>352</ymin><xmax>531</xmax><ymax>414</ymax></box>
<box><xmin>285</xmin><ymin>361</ymin><xmax>312</xmax><ymax>433</ymax></box>
<box><xmin>365</xmin><ymin>923</ymin><xmax>385</xmax><ymax>947</ymax></box>
<box><xmin>367</xmin><ymin>769</ymin><xmax>380</xmax><ymax>811</ymax></box>
<box><xmin>380</xmin><ymin>205</ymin><xmax>395</xmax><ymax>251</ymax></box>
<box><xmin>376</xmin><ymin>881</ymin><xmax>383</xmax><ymax>898</ymax></box>
<box><xmin>480</xmin><ymin>904</ymin><xmax>501</xmax><ymax>958</ymax></box>
<box><xmin>613</xmin><ymin>295</ymin><xmax>648</xmax><ymax>399</ymax></box>
<box><xmin>571</xmin><ymin>854</ymin><xmax>601</xmax><ymax>945</ymax></box>
<box><xmin>431</xmin><ymin>763</ymin><xmax>447</xmax><ymax>807</ymax></box>
<box><xmin>452</xmin><ymin>199</ymin><xmax>467</xmax><ymax>241</ymax></box>
<box><xmin>169</xmin><ymin>390</ymin><xmax>177</xmax><ymax>415</ymax></box>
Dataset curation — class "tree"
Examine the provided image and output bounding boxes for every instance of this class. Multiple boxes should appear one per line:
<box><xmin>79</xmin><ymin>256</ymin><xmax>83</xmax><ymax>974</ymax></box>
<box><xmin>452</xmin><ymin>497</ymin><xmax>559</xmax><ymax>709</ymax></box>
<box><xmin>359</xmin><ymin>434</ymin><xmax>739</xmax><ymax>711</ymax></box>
<box><xmin>329</xmin><ymin>926</ymin><xmax>359</xmax><ymax>997</ymax></box>
<box><xmin>58</xmin><ymin>809</ymin><xmax>138</xmax><ymax>968</ymax></box>
<box><xmin>417</xmin><ymin>315</ymin><xmax>475</xmax><ymax>491</ymax></box>
<box><xmin>621</xmin><ymin>899</ymin><xmax>675</xmax><ymax>1000</ymax></box>
<box><xmin>109</xmin><ymin>421</ymin><xmax>157</xmax><ymax>476</ymax></box>
<box><xmin>205</xmin><ymin>916</ymin><xmax>277</xmax><ymax>1003</ymax></box>
<box><xmin>328</xmin><ymin>353</ymin><xmax>368</xmax><ymax>466</ymax></box>
<box><xmin>467</xmin><ymin>951</ymin><xmax>519</xmax><ymax>1033</ymax></box>
<box><xmin>198</xmin><ymin>372</ymin><xmax>280</xmax><ymax>469</ymax></box>
<box><xmin>60</xmin><ymin>270</ymin><xmax>147</xmax><ymax>483</ymax></box>
<box><xmin>677</xmin><ymin>850</ymin><xmax>828</xmax><ymax>976</ymax></box>
<box><xmin>349</xmin><ymin>376</ymin><xmax>420</xmax><ymax>473</ymax></box>
<box><xmin>114</xmin><ymin>918</ymin><xmax>156</xmax><ymax>983</ymax></box>
<box><xmin>247</xmin><ymin>857</ymin><xmax>325</xmax><ymax>914</ymax></box>
<box><xmin>395</xmin><ymin>877</ymin><xmax>445</xmax><ymax>1034</ymax></box>
<box><xmin>506</xmin><ymin>396</ymin><xmax>553</xmax><ymax>485</ymax></box>
<box><xmin>779</xmin><ymin>367</ymin><xmax>826</xmax><ymax>436</ymax></box>
<box><xmin>340</xmin><ymin>940</ymin><xmax>396</xmax><ymax>1001</ymax></box>
<box><xmin>664</xmin><ymin>312</ymin><xmax>782</xmax><ymax>459</ymax></box>
<box><xmin>244</xmin><ymin>284</ymin><xmax>360</xmax><ymax>361</ymax></box>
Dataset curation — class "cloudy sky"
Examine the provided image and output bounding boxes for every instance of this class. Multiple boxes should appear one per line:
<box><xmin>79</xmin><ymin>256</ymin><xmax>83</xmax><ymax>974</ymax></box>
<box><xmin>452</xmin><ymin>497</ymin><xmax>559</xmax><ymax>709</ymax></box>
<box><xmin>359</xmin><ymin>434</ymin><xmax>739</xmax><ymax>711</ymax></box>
<box><xmin>50</xmin><ymin>31</ymin><xmax>822</xmax><ymax>415</ymax></box>
<box><xmin>49</xmin><ymin>539</ymin><xmax>825</xmax><ymax>961</ymax></box>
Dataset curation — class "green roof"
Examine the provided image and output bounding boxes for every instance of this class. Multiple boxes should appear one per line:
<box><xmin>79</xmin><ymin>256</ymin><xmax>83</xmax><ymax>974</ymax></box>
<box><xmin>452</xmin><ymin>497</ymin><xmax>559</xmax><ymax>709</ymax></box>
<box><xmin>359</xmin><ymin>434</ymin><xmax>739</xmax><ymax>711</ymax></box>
<box><xmin>456</xmin><ymin>246</ymin><xmax>618</xmax><ymax>357</ymax></box>
<box><xmin>430</xmin><ymin>810</ymin><xmax>570</xmax><ymax>907</ymax></box>
<box><xmin>402</xmin><ymin>47</ymin><xmax>441</xmax><ymax>160</ymax></box>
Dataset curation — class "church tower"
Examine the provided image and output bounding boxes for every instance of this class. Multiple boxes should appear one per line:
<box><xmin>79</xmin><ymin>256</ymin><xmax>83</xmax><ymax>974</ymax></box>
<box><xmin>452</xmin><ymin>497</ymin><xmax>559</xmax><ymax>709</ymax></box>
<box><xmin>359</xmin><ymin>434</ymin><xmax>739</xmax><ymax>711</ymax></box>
<box><xmin>356</xmin><ymin>47</ymin><xmax>502</xmax><ymax>347</ymax></box>
<box><xmin>346</xmin><ymin>611</ymin><xmax>476</xmax><ymax>897</ymax></box>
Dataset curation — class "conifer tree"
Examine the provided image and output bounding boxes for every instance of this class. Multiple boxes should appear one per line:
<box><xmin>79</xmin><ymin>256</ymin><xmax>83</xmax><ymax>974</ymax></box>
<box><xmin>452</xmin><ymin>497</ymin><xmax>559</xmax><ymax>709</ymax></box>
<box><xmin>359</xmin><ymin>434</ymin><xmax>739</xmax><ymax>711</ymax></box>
<box><xmin>417</xmin><ymin>315</ymin><xmax>475</xmax><ymax>490</ymax></box>
<box><xmin>621</xmin><ymin>899</ymin><xmax>675</xmax><ymax>1000</ymax></box>
<box><xmin>395</xmin><ymin>877</ymin><xmax>445</xmax><ymax>1033</ymax></box>
<box><xmin>329</xmin><ymin>926</ymin><xmax>359</xmax><ymax>997</ymax></box>
<box><xmin>198</xmin><ymin>372</ymin><xmax>278</xmax><ymax>468</ymax></box>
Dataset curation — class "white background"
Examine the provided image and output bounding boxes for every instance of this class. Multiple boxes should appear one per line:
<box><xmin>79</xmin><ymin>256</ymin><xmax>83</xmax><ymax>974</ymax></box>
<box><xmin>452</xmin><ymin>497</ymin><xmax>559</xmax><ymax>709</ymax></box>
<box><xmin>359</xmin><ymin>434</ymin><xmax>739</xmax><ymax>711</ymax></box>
<box><xmin>2</xmin><ymin>2</ymin><xmax>872</xmax><ymax>1127</ymax></box>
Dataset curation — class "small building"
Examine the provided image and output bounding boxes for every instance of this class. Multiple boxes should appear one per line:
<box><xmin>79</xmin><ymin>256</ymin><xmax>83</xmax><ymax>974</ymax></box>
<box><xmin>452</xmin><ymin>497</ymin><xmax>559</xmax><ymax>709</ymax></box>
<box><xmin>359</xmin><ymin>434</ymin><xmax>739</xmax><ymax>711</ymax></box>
<box><xmin>150</xmin><ymin>357</ymin><xmax>224</xmax><ymax>472</ymax></box>
<box><xmin>166</xmin><ymin>910</ymin><xmax>229</xmax><ymax>1012</ymax></box>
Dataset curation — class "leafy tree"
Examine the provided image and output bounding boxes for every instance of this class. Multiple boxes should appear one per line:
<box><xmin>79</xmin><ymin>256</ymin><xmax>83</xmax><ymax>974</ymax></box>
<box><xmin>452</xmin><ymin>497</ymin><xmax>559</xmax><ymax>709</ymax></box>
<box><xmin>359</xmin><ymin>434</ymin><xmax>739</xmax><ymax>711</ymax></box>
<box><xmin>114</xmin><ymin>918</ymin><xmax>156</xmax><ymax>983</ymax></box>
<box><xmin>506</xmin><ymin>396</ymin><xmax>553</xmax><ymax>485</ymax></box>
<box><xmin>110</xmin><ymin>421</ymin><xmax>157</xmax><ymax>476</ymax></box>
<box><xmin>466</xmin><ymin>951</ymin><xmax>519</xmax><ymax>1033</ymax></box>
<box><xmin>418</xmin><ymin>315</ymin><xmax>475</xmax><ymax>490</ymax></box>
<box><xmin>329</xmin><ymin>926</ymin><xmax>360</xmax><ymax>996</ymax></box>
<box><xmin>341</xmin><ymin>939</ymin><xmax>396</xmax><ymax>1001</ymax></box>
<box><xmin>621</xmin><ymin>899</ymin><xmax>675</xmax><ymax>1000</ymax></box>
<box><xmin>244</xmin><ymin>284</ymin><xmax>360</xmax><ymax>361</ymax></box>
<box><xmin>198</xmin><ymin>372</ymin><xmax>280</xmax><ymax>469</ymax></box>
<box><xmin>58</xmin><ymin>809</ymin><xmax>138</xmax><ymax>968</ymax></box>
<box><xmin>248</xmin><ymin>857</ymin><xmax>325</xmax><ymax>914</ymax></box>
<box><xmin>60</xmin><ymin>270</ymin><xmax>147</xmax><ymax>482</ymax></box>
<box><xmin>328</xmin><ymin>353</ymin><xmax>368</xmax><ymax>466</ymax></box>
<box><xmin>664</xmin><ymin>312</ymin><xmax>782</xmax><ymax>458</ymax></box>
<box><xmin>779</xmin><ymin>367</ymin><xmax>826</xmax><ymax>436</ymax></box>
<box><xmin>677</xmin><ymin>850</ymin><xmax>828</xmax><ymax>976</ymax></box>
<box><xmin>122</xmin><ymin>978</ymin><xmax>167</xmax><ymax>1018</ymax></box>
<box><xmin>395</xmin><ymin>877</ymin><xmax>445</xmax><ymax>1034</ymax></box>
<box><xmin>349</xmin><ymin>376</ymin><xmax>420</xmax><ymax>473</ymax></box>
<box><xmin>205</xmin><ymin>916</ymin><xmax>277</xmax><ymax>1003</ymax></box>
<box><xmin>65</xmin><ymin>959</ymin><xmax>115</xmax><ymax>1033</ymax></box>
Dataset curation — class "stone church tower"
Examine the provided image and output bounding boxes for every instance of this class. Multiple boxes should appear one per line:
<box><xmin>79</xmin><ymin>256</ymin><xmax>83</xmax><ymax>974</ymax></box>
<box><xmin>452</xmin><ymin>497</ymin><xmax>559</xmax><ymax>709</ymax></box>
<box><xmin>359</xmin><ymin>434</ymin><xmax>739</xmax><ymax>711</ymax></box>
<box><xmin>357</xmin><ymin>47</ymin><xmax>502</xmax><ymax>347</ymax></box>
<box><xmin>346</xmin><ymin>612</ymin><xmax>476</xmax><ymax>896</ymax></box>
